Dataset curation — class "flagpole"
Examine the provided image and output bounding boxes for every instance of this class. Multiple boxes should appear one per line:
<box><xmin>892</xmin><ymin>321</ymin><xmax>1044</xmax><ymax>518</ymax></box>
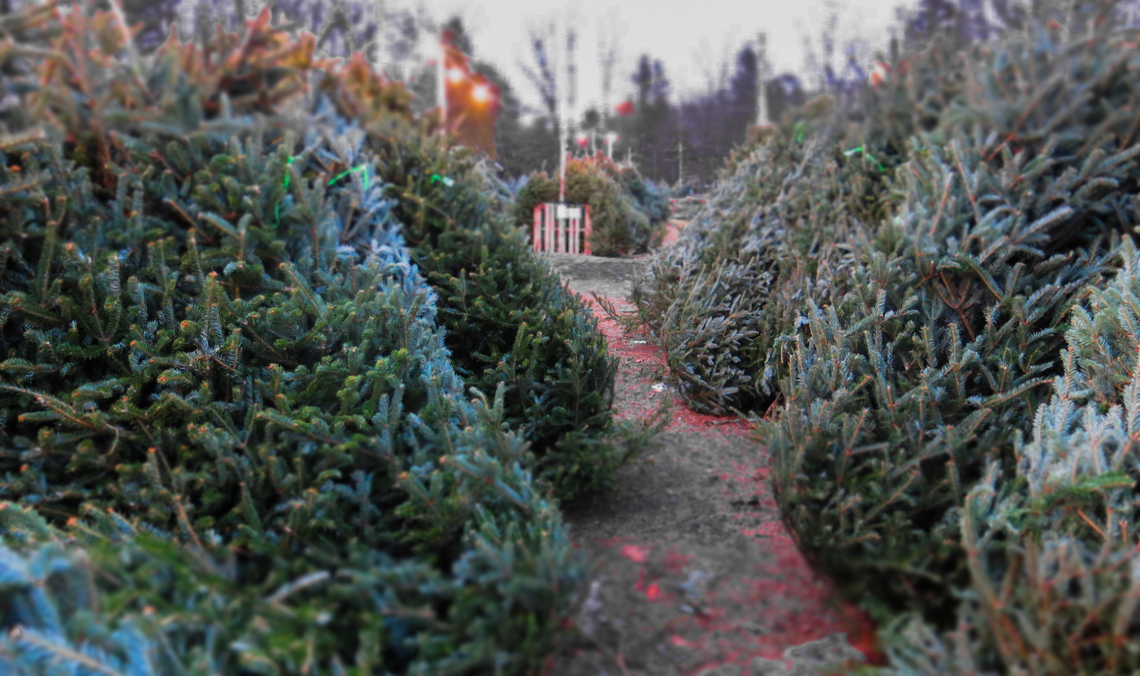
<box><xmin>439</xmin><ymin>31</ymin><xmax>447</xmax><ymax>134</ymax></box>
<box><xmin>371</xmin><ymin>0</ymin><xmax>381</xmax><ymax>68</ymax></box>
<box><xmin>756</xmin><ymin>32</ymin><xmax>769</xmax><ymax>125</ymax></box>
<box><xmin>677</xmin><ymin>138</ymin><xmax>683</xmax><ymax>185</ymax></box>
<box><xmin>557</xmin><ymin>16</ymin><xmax>568</xmax><ymax>204</ymax></box>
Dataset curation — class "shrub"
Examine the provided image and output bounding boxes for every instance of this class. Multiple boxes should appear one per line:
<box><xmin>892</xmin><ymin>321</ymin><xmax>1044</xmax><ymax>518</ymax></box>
<box><xmin>511</xmin><ymin>170</ymin><xmax>559</xmax><ymax>231</ymax></box>
<box><xmin>509</xmin><ymin>156</ymin><xmax>665</xmax><ymax>257</ymax></box>
<box><xmin>502</xmin><ymin>172</ymin><xmax>529</xmax><ymax>198</ymax></box>
<box><xmin>568</xmin><ymin>156</ymin><xmax>662</xmax><ymax>256</ymax></box>
<box><xmin>620</xmin><ymin>169</ymin><xmax>672</xmax><ymax>230</ymax></box>
<box><xmin>0</xmin><ymin>108</ymin><xmax>592</xmax><ymax>674</ymax></box>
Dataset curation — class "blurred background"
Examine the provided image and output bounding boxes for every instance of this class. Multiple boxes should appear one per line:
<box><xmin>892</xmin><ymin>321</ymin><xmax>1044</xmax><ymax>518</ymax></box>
<box><xmin>6</xmin><ymin>0</ymin><xmax>1139</xmax><ymax>192</ymax></box>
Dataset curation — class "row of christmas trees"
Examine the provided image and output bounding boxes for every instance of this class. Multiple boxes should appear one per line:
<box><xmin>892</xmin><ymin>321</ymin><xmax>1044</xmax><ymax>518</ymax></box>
<box><xmin>0</xmin><ymin>1</ymin><xmax>668</xmax><ymax>673</ymax></box>
<box><xmin>625</xmin><ymin>0</ymin><xmax>1140</xmax><ymax>673</ymax></box>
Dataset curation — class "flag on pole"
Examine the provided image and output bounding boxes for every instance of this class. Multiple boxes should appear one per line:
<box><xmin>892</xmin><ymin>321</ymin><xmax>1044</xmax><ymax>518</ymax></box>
<box><xmin>868</xmin><ymin>62</ymin><xmax>890</xmax><ymax>89</ymax></box>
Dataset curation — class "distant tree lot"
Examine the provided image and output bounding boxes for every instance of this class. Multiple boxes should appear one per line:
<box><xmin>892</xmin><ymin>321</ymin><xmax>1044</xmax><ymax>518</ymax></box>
<box><xmin>95</xmin><ymin>0</ymin><xmax>1140</xmax><ymax>189</ymax></box>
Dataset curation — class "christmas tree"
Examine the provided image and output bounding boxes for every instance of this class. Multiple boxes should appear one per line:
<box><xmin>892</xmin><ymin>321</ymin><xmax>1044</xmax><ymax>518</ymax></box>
<box><xmin>511</xmin><ymin>153</ymin><xmax>667</xmax><ymax>257</ymax></box>
<box><xmin>624</xmin><ymin>0</ymin><xmax>1140</xmax><ymax>671</ymax></box>
<box><xmin>0</xmin><ymin>1</ymin><xmax>653</xmax><ymax>671</ymax></box>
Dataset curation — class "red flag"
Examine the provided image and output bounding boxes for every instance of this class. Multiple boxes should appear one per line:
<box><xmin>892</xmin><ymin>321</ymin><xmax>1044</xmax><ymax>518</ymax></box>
<box><xmin>614</xmin><ymin>100</ymin><xmax>634</xmax><ymax>117</ymax></box>
<box><xmin>868</xmin><ymin>62</ymin><xmax>891</xmax><ymax>89</ymax></box>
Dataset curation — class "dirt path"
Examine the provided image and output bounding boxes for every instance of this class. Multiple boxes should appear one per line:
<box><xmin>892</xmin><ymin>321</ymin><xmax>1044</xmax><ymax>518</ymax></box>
<box><xmin>534</xmin><ymin>227</ymin><xmax>889</xmax><ymax>676</ymax></box>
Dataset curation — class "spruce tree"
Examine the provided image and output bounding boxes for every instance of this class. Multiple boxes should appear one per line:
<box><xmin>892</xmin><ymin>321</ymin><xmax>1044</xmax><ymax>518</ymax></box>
<box><xmin>883</xmin><ymin>232</ymin><xmax>1140</xmax><ymax>676</ymax></box>
<box><xmin>0</xmin><ymin>512</ymin><xmax>163</xmax><ymax>676</ymax></box>
<box><xmin>0</xmin><ymin>2</ymin><xmax>610</xmax><ymax>672</ymax></box>
<box><xmin>626</xmin><ymin>0</ymin><xmax>1140</xmax><ymax>643</ymax></box>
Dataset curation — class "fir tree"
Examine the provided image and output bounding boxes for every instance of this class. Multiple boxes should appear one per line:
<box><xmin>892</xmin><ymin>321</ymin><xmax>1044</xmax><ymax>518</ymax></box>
<box><xmin>0</xmin><ymin>522</ymin><xmax>163</xmax><ymax>676</ymax></box>
<box><xmin>0</xmin><ymin>2</ymin><xmax>622</xmax><ymax>672</ymax></box>
<box><xmin>883</xmin><ymin>230</ymin><xmax>1140</xmax><ymax>676</ymax></box>
<box><xmin>626</xmin><ymin>0</ymin><xmax>1140</xmax><ymax>642</ymax></box>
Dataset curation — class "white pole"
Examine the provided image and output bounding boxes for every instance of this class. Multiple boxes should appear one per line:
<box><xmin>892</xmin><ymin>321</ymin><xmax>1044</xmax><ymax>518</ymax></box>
<box><xmin>677</xmin><ymin>138</ymin><xmax>683</xmax><ymax>184</ymax></box>
<box><xmin>756</xmin><ymin>32</ymin><xmax>769</xmax><ymax>126</ymax></box>
<box><xmin>557</xmin><ymin>16</ymin><xmax>568</xmax><ymax>203</ymax></box>
<box><xmin>372</xmin><ymin>0</ymin><xmax>381</xmax><ymax>68</ymax></box>
<box><xmin>439</xmin><ymin>31</ymin><xmax>447</xmax><ymax>133</ymax></box>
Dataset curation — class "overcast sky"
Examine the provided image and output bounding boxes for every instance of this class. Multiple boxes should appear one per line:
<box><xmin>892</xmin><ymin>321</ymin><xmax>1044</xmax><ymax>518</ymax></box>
<box><xmin>395</xmin><ymin>0</ymin><xmax>916</xmax><ymax>124</ymax></box>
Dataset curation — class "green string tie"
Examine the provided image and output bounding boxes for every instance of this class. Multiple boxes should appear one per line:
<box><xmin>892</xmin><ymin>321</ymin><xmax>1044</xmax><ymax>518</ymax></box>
<box><xmin>275</xmin><ymin>157</ymin><xmax>297</xmax><ymax>227</ymax></box>
<box><xmin>277</xmin><ymin>157</ymin><xmax>372</xmax><ymax>226</ymax></box>
<box><xmin>794</xmin><ymin>121</ymin><xmax>806</xmax><ymax>143</ymax></box>
<box><xmin>843</xmin><ymin>147</ymin><xmax>885</xmax><ymax>172</ymax></box>
<box><xmin>328</xmin><ymin>165</ymin><xmax>370</xmax><ymax>191</ymax></box>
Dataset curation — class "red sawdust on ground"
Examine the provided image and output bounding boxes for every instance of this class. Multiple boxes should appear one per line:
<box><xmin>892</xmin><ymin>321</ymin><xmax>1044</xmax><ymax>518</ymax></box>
<box><xmin>576</xmin><ymin>291</ymin><xmax>757</xmax><ymax>441</ymax></box>
<box><xmin>560</xmin><ymin>290</ymin><xmax>888</xmax><ymax>674</ymax></box>
<box><xmin>660</xmin><ymin>219</ymin><xmax>686</xmax><ymax>248</ymax></box>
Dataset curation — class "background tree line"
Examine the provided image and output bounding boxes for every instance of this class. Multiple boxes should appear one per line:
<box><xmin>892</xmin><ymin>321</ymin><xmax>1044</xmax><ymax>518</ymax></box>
<box><xmin>19</xmin><ymin>0</ymin><xmax>1140</xmax><ymax>192</ymax></box>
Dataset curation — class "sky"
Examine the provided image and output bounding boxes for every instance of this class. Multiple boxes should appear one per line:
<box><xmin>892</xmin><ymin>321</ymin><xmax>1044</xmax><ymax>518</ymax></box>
<box><xmin>389</xmin><ymin>0</ymin><xmax>919</xmax><ymax>125</ymax></box>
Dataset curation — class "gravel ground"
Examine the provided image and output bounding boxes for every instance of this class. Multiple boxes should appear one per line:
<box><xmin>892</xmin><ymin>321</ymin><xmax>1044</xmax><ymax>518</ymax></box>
<box><xmin>534</xmin><ymin>227</ymin><xmax>887</xmax><ymax>676</ymax></box>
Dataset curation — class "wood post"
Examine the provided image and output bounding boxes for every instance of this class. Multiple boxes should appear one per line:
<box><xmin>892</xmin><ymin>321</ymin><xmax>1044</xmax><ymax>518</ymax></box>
<box><xmin>532</xmin><ymin>203</ymin><xmax>592</xmax><ymax>255</ymax></box>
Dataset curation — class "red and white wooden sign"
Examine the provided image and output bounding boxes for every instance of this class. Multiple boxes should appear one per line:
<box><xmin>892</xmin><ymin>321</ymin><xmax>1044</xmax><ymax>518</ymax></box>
<box><xmin>532</xmin><ymin>203</ymin><xmax>592</xmax><ymax>255</ymax></box>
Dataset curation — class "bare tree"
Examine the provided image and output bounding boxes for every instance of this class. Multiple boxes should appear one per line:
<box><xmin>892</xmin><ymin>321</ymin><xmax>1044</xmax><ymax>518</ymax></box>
<box><xmin>550</xmin><ymin>10</ymin><xmax>579</xmax><ymax>200</ymax></box>
<box><xmin>516</xmin><ymin>15</ymin><xmax>580</xmax><ymax>131</ymax></box>
<box><xmin>595</xmin><ymin>8</ymin><xmax>621</xmax><ymax>129</ymax></box>
<box><xmin>691</xmin><ymin>36</ymin><xmax>719</xmax><ymax>96</ymax></box>
<box><xmin>517</xmin><ymin>20</ymin><xmax>559</xmax><ymax>126</ymax></box>
<box><xmin>312</xmin><ymin>0</ymin><xmax>360</xmax><ymax>59</ymax></box>
<box><xmin>515</xmin><ymin>11</ymin><xmax>582</xmax><ymax>197</ymax></box>
<box><xmin>689</xmin><ymin>27</ymin><xmax>738</xmax><ymax>98</ymax></box>
<box><xmin>799</xmin><ymin>7</ymin><xmax>842</xmax><ymax>92</ymax></box>
<box><xmin>565</xmin><ymin>10</ymin><xmax>579</xmax><ymax>119</ymax></box>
